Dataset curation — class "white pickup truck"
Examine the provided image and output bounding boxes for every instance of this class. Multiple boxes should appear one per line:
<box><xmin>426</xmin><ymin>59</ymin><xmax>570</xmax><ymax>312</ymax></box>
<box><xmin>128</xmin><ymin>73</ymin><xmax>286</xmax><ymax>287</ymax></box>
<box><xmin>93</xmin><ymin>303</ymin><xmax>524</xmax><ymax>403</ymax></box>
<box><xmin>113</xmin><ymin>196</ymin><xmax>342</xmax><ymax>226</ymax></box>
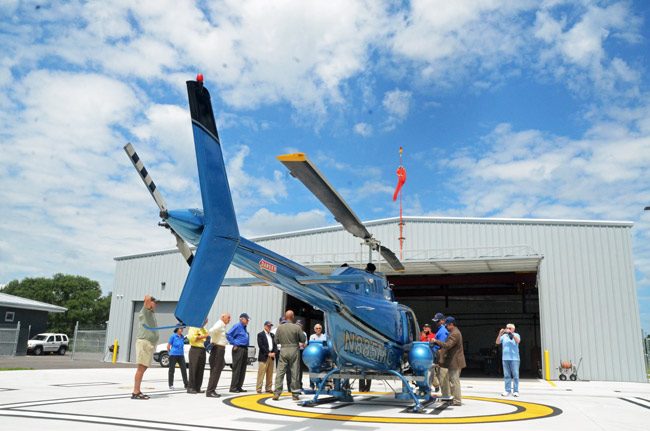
<box><xmin>153</xmin><ymin>338</ymin><xmax>256</xmax><ymax>368</ymax></box>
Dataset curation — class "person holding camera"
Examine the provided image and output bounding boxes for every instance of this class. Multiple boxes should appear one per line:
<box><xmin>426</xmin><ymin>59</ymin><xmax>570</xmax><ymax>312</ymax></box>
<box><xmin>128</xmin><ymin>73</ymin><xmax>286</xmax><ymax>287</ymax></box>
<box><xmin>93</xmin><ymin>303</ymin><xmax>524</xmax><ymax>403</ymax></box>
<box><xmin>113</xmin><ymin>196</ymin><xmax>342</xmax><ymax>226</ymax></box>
<box><xmin>496</xmin><ymin>323</ymin><xmax>521</xmax><ymax>397</ymax></box>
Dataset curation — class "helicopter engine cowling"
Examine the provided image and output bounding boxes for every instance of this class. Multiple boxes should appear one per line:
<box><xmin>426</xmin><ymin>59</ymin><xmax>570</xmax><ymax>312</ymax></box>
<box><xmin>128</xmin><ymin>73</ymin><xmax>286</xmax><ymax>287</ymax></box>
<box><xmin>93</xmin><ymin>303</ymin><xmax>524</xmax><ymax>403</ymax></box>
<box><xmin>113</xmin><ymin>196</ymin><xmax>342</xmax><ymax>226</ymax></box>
<box><xmin>409</xmin><ymin>342</ymin><xmax>433</xmax><ymax>374</ymax></box>
<box><xmin>302</xmin><ymin>341</ymin><xmax>331</xmax><ymax>372</ymax></box>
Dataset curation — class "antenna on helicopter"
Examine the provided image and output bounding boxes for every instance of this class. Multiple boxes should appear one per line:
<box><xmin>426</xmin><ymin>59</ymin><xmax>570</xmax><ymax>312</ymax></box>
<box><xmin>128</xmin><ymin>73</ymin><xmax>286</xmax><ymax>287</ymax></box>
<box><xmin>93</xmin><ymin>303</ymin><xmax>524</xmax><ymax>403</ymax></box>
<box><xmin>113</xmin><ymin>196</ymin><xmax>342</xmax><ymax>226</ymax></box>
<box><xmin>278</xmin><ymin>153</ymin><xmax>405</xmax><ymax>272</ymax></box>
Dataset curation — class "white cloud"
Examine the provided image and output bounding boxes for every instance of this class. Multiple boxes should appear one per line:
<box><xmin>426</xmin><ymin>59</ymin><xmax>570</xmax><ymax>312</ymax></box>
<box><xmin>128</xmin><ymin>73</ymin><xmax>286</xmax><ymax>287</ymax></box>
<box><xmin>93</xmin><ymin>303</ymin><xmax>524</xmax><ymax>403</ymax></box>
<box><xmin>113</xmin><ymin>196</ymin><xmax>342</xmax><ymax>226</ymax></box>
<box><xmin>383</xmin><ymin>89</ymin><xmax>411</xmax><ymax>123</ymax></box>
<box><xmin>533</xmin><ymin>2</ymin><xmax>641</xmax><ymax>95</ymax></box>
<box><xmin>353</xmin><ymin>122</ymin><xmax>373</xmax><ymax>137</ymax></box>
<box><xmin>240</xmin><ymin>208</ymin><xmax>329</xmax><ymax>236</ymax></box>
<box><xmin>225</xmin><ymin>145</ymin><xmax>288</xmax><ymax>211</ymax></box>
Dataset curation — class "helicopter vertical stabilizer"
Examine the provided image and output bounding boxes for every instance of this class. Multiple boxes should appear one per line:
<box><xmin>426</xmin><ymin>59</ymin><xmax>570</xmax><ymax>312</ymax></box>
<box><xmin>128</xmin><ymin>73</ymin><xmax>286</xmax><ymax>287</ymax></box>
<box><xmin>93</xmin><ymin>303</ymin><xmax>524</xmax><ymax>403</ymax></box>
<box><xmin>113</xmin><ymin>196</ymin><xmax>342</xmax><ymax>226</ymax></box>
<box><xmin>174</xmin><ymin>79</ymin><xmax>240</xmax><ymax>327</ymax></box>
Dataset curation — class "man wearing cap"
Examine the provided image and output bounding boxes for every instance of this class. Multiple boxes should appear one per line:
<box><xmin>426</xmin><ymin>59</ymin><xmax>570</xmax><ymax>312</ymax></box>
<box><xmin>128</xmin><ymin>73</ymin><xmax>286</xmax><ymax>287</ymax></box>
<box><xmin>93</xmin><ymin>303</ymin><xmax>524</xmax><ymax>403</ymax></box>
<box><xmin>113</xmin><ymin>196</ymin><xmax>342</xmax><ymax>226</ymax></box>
<box><xmin>227</xmin><ymin>313</ymin><xmax>250</xmax><ymax>392</ymax></box>
<box><xmin>430</xmin><ymin>312</ymin><xmax>448</xmax><ymax>392</ymax></box>
<box><xmin>433</xmin><ymin>317</ymin><xmax>466</xmax><ymax>406</ymax></box>
<box><xmin>131</xmin><ymin>295</ymin><xmax>159</xmax><ymax>399</ymax></box>
<box><xmin>273</xmin><ymin>310</ymin><xmax>306</xmax><ymax>401</ymax></box>
<box><xmin>256</xmin><ymin>321</ymin><xmax>278</xmax><ymax>393</ymax></box>
<box><xmin>205</xmin><ymin>312</ymin><xmax>231</xmax><ymax>398</ymax></box>
<box><xmin>187</xmin><ymin>318</ymin><xmax>209</xmax><ymax>394</ymax></box>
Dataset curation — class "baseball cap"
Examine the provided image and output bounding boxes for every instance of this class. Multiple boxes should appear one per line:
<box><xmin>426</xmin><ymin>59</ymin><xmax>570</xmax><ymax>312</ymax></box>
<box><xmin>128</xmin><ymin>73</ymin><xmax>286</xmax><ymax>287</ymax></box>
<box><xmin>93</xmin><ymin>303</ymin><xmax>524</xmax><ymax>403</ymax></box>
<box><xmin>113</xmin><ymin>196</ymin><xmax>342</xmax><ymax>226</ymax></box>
<box><xmin>445</xmin><ymin>316</ymin><xmax>456</xmax><ymax>325</ymax></box>
<box><xmin>264</xmin><ymin>320</ymin><xmax>273</xmax><ymax>327</ymax></box>
<box><xmin>240</xmin><ymin>313</ymin><xmax>250</xmax><ymax>320</ymax></box>
<box><xmin>423</xmin><ymin>323</ymin><xmax>431</xmax><ymax>328</ymax></box>
<box><xmin>432</xmin><ymin>312</ymin><xmax>445</xmax><ymax>322</ymax></box>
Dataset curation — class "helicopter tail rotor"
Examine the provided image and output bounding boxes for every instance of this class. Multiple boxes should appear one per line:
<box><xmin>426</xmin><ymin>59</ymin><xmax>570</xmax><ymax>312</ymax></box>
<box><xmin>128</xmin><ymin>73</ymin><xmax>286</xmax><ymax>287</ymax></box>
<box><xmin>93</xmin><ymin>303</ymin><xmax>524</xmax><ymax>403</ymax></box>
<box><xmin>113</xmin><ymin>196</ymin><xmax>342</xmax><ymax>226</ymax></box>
<box><xmin>123</xmin><ymin>143</ymin><xmax>195</xmax><ymax>266</ymax></box>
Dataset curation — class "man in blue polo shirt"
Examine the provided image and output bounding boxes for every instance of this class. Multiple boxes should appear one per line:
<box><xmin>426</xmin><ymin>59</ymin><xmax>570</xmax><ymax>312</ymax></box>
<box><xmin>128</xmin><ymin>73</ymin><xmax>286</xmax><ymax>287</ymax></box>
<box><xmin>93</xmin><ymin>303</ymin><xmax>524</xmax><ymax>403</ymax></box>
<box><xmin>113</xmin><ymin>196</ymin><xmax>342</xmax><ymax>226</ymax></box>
<box><xmin>227</xmin><ymin>313</ymin><xmax>250</xmax><ymax>393</ymax></box>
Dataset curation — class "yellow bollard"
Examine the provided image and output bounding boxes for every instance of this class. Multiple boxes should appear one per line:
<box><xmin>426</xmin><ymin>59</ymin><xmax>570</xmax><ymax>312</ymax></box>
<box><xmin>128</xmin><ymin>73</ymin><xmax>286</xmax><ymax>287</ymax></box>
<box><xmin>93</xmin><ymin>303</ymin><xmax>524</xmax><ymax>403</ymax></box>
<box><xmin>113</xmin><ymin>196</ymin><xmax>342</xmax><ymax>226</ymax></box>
<box><xmin>544</xmin><ymin>349</ymin><xmax>551</xmax><ymax>381</ymax></box>
<box><xmin>112</xmin><ymin>339</ymin><xmax>118</xmax><ymax>364</ymax></box>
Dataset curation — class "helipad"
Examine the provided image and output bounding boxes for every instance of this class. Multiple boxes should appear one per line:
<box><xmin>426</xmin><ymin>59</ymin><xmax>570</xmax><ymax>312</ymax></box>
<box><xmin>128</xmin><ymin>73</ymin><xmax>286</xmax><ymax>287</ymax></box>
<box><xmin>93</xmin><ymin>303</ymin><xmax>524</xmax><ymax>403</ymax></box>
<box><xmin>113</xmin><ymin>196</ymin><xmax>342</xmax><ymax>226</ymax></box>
<box><xmin>0</xmin><ymin>366</ymin><xmax>647</xmax><ymax>430</ymax></box>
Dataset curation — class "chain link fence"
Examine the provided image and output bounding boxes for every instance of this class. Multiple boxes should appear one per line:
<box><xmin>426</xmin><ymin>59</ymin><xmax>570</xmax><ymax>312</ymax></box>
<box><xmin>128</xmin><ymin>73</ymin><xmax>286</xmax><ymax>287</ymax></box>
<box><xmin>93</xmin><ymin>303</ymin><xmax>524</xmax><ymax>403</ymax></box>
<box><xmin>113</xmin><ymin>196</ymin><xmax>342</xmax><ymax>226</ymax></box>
<box><xmin>0</xmin><ymin>322</ymin><xmax>20</xmax><ymax>356</ymax></box>
<box><xmin>71</xmin><ymin>322</ymin><xmax>108</xmax><ymax>361</ymax></box>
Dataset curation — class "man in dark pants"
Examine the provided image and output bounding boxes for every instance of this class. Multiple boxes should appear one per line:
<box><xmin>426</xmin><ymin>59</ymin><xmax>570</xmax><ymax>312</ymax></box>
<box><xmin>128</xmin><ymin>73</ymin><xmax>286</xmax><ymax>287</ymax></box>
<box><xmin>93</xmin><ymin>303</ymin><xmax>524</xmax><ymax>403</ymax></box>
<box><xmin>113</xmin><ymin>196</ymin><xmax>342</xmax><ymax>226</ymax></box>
<box><xmin>187</xmin><ymin>318</ymin><xmax>209</xmax><ymax>394</ymax></box>
<box><xmin>256</xmin><ymin>320</ymin><xmax>277</xmax><ymax>393</ymax></box>
<box><xmin>227</xmin><ymin>313</ymin><xmax>250</xmax><ymax>393</ymax></box>
<box><xmin>206</xmin><ymin>312</ymin><xmax>231</xmax><ymax>398</ymax></box>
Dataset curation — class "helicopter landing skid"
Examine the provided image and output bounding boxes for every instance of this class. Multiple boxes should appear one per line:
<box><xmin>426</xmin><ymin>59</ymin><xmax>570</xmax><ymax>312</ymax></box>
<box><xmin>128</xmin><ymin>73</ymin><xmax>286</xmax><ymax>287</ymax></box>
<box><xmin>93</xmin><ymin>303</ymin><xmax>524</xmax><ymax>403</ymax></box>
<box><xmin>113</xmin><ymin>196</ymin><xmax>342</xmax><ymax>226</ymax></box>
<box><xmin>304</xmin><ymin>368</ymin><xmax>432</xmax><ymax>413</ymax></box>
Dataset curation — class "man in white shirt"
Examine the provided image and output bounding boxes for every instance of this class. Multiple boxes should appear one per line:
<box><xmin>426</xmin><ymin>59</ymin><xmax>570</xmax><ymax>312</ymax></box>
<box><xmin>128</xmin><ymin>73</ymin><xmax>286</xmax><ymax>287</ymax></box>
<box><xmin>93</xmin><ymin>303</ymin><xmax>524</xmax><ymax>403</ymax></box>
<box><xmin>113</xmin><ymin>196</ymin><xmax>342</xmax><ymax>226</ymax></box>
<box><xmin>206</xmin><ymin>312</ymin><xmax>231</xmax><ymax>398</ymax></box>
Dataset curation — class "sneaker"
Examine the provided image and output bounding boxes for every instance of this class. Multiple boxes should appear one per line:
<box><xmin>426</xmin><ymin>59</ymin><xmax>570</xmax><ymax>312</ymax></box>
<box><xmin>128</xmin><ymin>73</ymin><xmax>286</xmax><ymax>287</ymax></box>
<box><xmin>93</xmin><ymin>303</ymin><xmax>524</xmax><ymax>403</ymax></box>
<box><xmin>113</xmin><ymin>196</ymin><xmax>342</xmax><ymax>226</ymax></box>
<box><xmin>169</xmin><ymin>386</ymin><xmax>174</xmax><ymax>390</ymax></box>
<box><xmin>513</xmin><ymin>392</ymin><xmax>519</xmax><ymax>397</ymax></box>
<box><xmin>272</xmin><ymin>393</ymin><xmax>280</xmax><ymax>401</ymax></box>
<box><xmin>501</xmin><ymin>391</ymin><xmax>510</xmax><ymax>397</ymax></box>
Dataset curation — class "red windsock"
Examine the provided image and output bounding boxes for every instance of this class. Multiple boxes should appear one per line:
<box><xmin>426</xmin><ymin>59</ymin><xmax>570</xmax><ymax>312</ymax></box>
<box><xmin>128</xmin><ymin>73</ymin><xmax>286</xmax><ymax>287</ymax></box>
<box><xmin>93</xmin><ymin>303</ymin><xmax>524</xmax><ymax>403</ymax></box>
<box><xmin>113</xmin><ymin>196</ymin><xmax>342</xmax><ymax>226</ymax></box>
<box><xmin>393</xmin><ymin>165</ymin><xmax>406</xmax><ymax>201</ymax></box>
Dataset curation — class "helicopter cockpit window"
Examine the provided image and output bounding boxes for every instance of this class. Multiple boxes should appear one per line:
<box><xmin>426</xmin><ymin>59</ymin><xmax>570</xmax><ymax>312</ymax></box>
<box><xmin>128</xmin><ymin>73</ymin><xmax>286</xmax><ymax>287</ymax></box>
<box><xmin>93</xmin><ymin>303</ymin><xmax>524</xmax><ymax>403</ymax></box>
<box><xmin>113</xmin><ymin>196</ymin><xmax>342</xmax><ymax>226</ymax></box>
<box><xmin>405</xmin><ymin>311</ymin><xmax>417</xmax><ymax>343</ymax></box>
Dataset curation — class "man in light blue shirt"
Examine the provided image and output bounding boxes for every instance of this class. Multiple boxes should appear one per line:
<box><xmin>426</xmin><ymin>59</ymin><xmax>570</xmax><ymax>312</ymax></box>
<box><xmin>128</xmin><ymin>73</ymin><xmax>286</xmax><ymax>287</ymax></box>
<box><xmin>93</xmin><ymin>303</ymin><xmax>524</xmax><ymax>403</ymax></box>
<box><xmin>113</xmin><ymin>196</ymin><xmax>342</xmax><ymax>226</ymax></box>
<box><xmin>496</xmin><ymin>323</ymin><xmax>521</xmax><ymax>397</ymax></box>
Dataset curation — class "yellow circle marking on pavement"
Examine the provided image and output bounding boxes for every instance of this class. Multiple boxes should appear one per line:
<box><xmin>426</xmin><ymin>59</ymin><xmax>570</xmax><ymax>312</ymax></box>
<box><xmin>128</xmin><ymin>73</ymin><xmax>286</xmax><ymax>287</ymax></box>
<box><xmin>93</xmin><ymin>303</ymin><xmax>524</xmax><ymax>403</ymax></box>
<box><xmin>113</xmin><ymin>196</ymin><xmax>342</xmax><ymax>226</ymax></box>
<box><xmin>227</xmin><ymin>392</ymin><xmax>560</xmax><ymax>424</ymax></box>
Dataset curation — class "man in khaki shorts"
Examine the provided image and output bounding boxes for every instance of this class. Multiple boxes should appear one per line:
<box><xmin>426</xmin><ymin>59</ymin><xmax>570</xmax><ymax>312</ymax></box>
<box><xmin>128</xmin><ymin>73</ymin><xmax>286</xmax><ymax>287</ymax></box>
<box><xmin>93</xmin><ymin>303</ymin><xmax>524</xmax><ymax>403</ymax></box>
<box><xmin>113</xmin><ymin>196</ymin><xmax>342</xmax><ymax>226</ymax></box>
<box><xmin>132</xmin><ymin>295</ymin><xmax>159</xmax><ymax>399</ymax></box>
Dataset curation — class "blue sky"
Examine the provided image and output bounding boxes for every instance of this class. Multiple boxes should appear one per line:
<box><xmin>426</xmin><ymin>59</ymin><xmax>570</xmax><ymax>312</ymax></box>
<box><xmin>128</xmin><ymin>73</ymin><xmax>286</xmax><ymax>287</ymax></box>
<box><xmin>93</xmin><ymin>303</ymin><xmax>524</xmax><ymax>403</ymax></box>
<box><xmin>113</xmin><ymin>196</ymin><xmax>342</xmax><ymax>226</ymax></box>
<box><xmin>0</xmin><ymin>1</ymin><xmax>649</xmax><ymax>332</ymax></box>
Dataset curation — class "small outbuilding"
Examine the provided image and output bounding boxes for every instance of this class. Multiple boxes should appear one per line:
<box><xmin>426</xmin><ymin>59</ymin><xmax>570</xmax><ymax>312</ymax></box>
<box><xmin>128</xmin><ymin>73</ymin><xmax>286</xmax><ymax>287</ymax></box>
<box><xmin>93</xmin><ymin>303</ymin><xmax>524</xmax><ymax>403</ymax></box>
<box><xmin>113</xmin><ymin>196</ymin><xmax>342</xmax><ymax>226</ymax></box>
<box><xmin>0</xmin><ymin>292</ymin><xmax>67</xmax><ymax>355</ymax></box>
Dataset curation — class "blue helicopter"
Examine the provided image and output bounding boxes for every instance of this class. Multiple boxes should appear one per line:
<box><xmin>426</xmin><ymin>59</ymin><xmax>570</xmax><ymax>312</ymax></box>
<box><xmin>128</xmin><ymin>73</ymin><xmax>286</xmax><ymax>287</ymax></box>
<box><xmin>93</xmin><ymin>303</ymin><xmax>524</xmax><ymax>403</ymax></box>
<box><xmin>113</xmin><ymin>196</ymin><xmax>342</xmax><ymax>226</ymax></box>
<box><xmin>125</xmin><ymin>75</ymin><xmax>438</xmax><ymax>412</ymax></box>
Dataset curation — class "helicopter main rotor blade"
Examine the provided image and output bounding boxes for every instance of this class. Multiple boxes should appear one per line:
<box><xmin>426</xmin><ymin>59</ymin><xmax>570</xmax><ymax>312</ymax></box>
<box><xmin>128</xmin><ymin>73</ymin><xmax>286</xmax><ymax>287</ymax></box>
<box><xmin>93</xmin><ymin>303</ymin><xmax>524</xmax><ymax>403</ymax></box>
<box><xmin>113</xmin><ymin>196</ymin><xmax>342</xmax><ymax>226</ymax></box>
<box><xmin>379</xmin><ymin>245</ymin><xmax>404</xmax><ymax>271</ymax></box>
<box><xmin>277</xmin><ymin>153</ymin><xmax>404</xmax><ymax>271</ymax></box>
<box><xmin>278</xmin><ymin>153</ymin><xmax>371</xmax><ymax>240</ymax></box>
<box><xmin>124</xmin><ymin>142</ymin><xmax>194</xmax><ymax>266</ymax></box>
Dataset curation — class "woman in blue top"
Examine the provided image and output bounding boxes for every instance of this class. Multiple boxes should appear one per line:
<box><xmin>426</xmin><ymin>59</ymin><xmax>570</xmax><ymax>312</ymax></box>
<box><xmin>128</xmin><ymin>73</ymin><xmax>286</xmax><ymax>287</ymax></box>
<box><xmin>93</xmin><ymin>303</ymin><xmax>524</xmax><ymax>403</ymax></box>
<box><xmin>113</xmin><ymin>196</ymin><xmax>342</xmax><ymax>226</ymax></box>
<box><xmin>167</xmin><ymin>327</ymin><xmax>188</xmax><ymax>390</ymax></box>
<box><xmin>496</xmin><ymin>323</ymin><xmax>521</xmax><ymax>397</ymax></box>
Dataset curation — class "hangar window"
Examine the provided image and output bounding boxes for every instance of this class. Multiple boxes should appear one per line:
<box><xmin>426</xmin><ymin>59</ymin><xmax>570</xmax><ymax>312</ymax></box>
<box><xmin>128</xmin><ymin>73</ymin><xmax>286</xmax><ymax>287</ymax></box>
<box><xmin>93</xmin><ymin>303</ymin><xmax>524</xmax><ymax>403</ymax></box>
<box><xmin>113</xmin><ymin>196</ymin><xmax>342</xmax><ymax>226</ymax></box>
<box><xmin>4</xmin><ymin>311</ymin><xmax>14</xmax><ymax>322</ymax></box>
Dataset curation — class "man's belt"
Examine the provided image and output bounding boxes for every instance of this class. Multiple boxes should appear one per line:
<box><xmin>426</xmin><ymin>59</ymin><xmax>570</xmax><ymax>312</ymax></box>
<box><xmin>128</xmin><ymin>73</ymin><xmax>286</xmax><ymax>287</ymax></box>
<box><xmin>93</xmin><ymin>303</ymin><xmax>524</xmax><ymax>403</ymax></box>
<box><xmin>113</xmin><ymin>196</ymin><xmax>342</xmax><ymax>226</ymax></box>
<box><xmin>190</xmin><ymin>345</ymin><xmax>205</xmax><ymax>349</ymax></box>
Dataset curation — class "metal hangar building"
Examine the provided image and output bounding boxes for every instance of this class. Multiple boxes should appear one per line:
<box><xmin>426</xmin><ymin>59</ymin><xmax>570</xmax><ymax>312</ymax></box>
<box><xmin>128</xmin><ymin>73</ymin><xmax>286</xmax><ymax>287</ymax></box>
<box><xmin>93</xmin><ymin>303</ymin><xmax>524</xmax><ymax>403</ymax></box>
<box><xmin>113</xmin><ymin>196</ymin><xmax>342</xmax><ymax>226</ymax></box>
<box><xmin>106</xmin><ymin>216</ymin><xmax>646</xmax><ymax>382</ymax></box>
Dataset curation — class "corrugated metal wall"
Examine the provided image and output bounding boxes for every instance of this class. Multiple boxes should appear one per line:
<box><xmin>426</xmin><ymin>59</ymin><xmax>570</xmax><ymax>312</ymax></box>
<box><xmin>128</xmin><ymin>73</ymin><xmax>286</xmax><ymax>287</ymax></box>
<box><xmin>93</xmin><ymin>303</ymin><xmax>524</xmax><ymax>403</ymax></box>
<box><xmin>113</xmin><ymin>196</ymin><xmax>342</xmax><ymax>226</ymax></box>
<box><xmin>109</xmin><ymin>216</ymin><xmax>646</xmax><ymax>382</ymax></box>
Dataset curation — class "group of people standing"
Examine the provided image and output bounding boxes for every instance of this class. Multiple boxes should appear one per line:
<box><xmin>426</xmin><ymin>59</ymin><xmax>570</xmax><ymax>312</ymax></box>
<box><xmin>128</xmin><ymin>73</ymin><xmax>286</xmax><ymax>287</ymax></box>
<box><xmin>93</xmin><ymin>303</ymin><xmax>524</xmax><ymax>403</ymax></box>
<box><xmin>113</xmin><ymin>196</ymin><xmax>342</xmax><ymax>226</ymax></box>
<box><xmin>132</xmin><ymin>295</ymin><xmax>520</xmax><ymax>405</ymax></box>
<box><xmin>131</xmin><ymin>295</ymin><xmax>321</xmax><ymax>401</ymax></box>
<box><xmin>421</xmin><ymin>313</ymin><xmax>522</xmax><ymax>406</ymax></box>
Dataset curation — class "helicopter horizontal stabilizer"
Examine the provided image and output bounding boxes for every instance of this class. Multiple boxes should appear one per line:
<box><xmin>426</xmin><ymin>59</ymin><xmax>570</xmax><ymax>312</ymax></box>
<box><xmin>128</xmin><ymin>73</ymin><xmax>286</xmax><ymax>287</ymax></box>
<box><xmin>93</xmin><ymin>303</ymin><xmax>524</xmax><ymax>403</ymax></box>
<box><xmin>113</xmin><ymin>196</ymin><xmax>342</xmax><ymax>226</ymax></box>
<box><xmin>295</xmin><ymin>274</ymin><xmax>374</xmax><ymax>285</ymax></box>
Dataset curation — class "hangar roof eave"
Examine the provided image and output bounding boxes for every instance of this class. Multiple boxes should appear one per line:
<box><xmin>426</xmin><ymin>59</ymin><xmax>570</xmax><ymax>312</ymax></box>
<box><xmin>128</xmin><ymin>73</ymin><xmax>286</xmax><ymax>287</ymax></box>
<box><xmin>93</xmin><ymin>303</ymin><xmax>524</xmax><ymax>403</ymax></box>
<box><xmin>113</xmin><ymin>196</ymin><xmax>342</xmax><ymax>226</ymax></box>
<box><xmin>303</xmin><ymin>255</ymin><xmax>543</xmax><ymax>276</ymax></box>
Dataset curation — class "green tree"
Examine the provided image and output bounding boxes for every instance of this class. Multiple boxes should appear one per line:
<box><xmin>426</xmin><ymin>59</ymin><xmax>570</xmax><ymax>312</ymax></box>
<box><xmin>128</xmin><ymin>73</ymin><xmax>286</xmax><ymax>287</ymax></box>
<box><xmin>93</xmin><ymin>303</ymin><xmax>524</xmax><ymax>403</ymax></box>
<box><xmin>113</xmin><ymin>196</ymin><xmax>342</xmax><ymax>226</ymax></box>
<box><xmin>3</xmin><ymin>274</ymin><xmax>112</xmax><ymax>335</ymax></box>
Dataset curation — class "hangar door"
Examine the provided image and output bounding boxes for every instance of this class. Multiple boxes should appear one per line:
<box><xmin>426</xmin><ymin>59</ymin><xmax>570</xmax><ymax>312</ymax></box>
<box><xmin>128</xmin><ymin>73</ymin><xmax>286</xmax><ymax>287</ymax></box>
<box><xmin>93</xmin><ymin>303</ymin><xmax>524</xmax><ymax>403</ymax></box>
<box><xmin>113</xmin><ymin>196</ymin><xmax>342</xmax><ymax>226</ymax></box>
<box><xmin>390</xmin><ymin>271</ymin><xmax>542</xmax><ymax>378</ymax></box>
<box><xmin>129</xmin><ymin>301</ymin><xmax>178</xmax><ymax>362</ymax></box>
